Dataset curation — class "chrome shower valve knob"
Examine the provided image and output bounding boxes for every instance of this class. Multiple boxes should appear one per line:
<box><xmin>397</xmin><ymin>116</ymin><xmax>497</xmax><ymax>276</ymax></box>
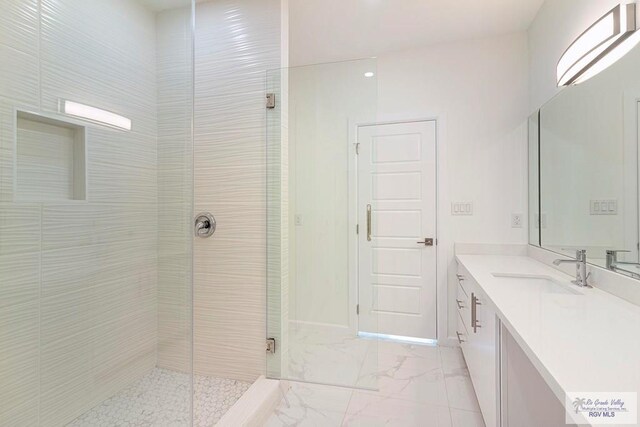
<box><xmin>195</xmin><ymin>212</ymin><xmax>216</xmax><ymax>238</ymax></box>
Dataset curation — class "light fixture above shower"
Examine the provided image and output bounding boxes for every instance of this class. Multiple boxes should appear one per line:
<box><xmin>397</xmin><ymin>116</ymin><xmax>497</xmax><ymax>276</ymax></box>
<box><xmin>557</xmin><ymin>3</ymin><xmax>640</xmax><ymax>86</ymax></box>
<box><xmin>61</xmin><ymin>100</ymin><xmax>132</xmax><ymax>130</ymax></box>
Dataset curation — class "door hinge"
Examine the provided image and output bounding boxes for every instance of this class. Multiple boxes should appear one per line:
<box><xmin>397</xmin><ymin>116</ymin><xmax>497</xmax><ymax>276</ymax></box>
<box><xmin>356</xmin><ymin>304</ymin><xmax>360</xmax><ymax>315</ymax></box>
<box><xmin>355</xmin><ymin>142</ymin><xmax>360</xmax><ymax>155</ymax></box>
<box><xmin>266</xmin><ymin>338</ymin><xmax>276</xmax><ymax>354</ymax></box>
<box><xmin>356</xmin><ymin>224</ymin><xmax>359</xmax><ymax>234</ymax></box>
<box><xmin>266</xmin><ymin>93</ymin><xmax>276</xmax><ymax>109</ymax></box>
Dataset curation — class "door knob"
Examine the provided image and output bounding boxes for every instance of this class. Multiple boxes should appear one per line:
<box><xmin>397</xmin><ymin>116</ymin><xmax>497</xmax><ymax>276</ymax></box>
<box><xmin>416</xmin><ymin>238</ymin><xmax>434</xmax><ymax>246</ymax></box>
<box><xmin>195</xmin><ymin>212</ymin><xmax>216</xmax><ymax>238</ymax></box>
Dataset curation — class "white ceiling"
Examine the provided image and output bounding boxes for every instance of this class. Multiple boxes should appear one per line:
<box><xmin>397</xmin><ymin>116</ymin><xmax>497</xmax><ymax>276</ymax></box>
<box><xmin>289</xmin><ymin>0</ymin><xmax>544</xmax><ymax>66</ymax></box>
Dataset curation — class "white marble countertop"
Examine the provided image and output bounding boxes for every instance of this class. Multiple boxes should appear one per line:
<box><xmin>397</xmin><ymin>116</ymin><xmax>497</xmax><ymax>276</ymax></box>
<box><xmin>456</xmin><ymin>254</ymin><xmax>640</xmax><ymax>408</ymax></box>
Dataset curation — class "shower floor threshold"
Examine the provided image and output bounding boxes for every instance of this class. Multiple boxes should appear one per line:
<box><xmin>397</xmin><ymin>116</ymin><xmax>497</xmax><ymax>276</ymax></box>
<box><xmin>68</xmin><ymin>368</ymin><xmax>252</xmax><ymax>426</ymax></box>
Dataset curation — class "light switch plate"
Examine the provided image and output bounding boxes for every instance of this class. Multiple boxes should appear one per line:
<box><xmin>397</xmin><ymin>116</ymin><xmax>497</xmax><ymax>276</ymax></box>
<box><xmin>590</xmin><ymin>199</ymin><xmax>617</xmax><ymax>215</ymax></box>
<box><xmin>452</xmin><ymin>202</ymin><xmax>473</xmax><ymax>216</ymax></box>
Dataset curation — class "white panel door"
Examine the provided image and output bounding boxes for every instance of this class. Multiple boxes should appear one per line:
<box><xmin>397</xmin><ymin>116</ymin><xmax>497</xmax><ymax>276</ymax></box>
<box><xmin>358</xmin><ymin>121</ymin><xmax>437</xmax><ymax>339</ymax></box>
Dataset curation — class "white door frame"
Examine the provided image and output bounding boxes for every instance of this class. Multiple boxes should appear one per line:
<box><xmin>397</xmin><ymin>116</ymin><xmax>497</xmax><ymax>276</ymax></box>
<box><xmin>347</xmin><ymin>117</ymin><xmax>447</xmax><ymax>342</ymax></box>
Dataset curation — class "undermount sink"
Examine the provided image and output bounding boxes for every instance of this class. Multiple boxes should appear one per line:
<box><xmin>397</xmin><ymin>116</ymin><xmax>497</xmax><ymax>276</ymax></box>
<box><xmin>491</xmin><ymin>273</ymin><xmax>583</xmax><ymax>295</ymax></box>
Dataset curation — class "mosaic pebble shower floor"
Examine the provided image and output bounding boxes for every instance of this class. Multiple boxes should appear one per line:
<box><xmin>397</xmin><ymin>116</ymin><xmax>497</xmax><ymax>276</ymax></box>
<box><xmin>68</xmin><ymin>368</ymin><xmax>251</xmax><ymax>426</ymax></box>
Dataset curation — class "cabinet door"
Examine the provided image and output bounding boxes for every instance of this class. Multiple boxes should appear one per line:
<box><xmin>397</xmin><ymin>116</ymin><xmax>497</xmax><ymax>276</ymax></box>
<box><xmin>456</xmin><ymin>266</ymin><xmax>498</xmax><ymax>426</ymax></box>
<box><xmin>461</xmin><ymin>280</ymin><xmax>497</xmax><ymax>427</ymax></box>
<box><xmin>470</xmin><ymin>287</ymin><xmax>497</xmax><ymax>427</ymax></box>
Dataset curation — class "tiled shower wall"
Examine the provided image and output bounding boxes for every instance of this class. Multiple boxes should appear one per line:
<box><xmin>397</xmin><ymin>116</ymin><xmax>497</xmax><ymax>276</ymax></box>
<box><xmin>156</xmin><ymin>6</ymin><xmax>194</xmax><ymax>374</ymax></box>
<box><xmin>193</xmin><ymin>0</ymin><xmax>282</xmax><ymax>382</ymax></box>
<box><xmin>0</xmin><ymin>0</ymin><xmax>160</xmax><ymax>425</ymax></box>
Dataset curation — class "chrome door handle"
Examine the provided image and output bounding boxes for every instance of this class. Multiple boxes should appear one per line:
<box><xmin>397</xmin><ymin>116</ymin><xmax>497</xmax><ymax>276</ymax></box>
<box><xmin>456</xmin><ymin>331</ymin><xmax>465</xmax><ymax>343</ymax></box>
<box><xmin>195</xmin><ymin>212</ymin><xmax>216</xmax><ymax>238</ymax></box>
<box><xmin>366</xmin><ymin>204</ymin><xmax>372</xmax><ymax>242</ymax></box>
<box><xmin>416</xmin><ymin>238</ymin><xmax>434</xmax><ymax>246</ymax></box>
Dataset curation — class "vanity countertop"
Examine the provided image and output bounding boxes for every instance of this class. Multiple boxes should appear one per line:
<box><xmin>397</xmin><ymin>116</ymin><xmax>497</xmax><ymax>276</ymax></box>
<box><xmin>456</xmin><ymin>254</ymin><xmax>640</xmax><ymax>405</ymax></box>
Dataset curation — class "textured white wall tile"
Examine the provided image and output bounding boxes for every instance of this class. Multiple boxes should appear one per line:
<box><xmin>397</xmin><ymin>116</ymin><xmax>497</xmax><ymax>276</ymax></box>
<box><xmin>193</xmin><ymin>0</ymin><xmax>281</xmax><ymax>382</ymax></box>
<box><xmin>0</xmin><ymin>0</ymin><xmax>39</xmax><ymax>53</ymax></box>
<box><xmin>16</xmin><ymin>117</ymin><xmax>80</xmax><ymax>201</ymax></box>
<box><xmin>0</xmin><ymin>203</ymin><xmax>41</xmax><ymax>255</ymax></box>
<box><xmin>87</xmin><ymin>129</ymin><xmax>158</xmax><ymax>204</ymax></box>
<box><xmin>0</xmin><ymin>0</ymin><xmax>164</xmax><ymax>424</ymax></box>
<box><xmin>156</xmin><ymin>6</ymin><xmax>193</xmax><ymax>373</ymax></box>
<box><xmin>39</xmin><ymin>0</ymin><xmax>158</xmax><ymax>135</ymax></box>
<box><xmin>0</xmin><ymin>301</ymin><xmax>39</xmax><ymax>426</ymax></box>
<box><xmin>39</xmin><ymin>330</ymin><xmax>95</xmax><ymax>427</ymax></box>
<box><xmin>0</xmin><ymin>45</ymin><xmax>39</xmax><ymax>107</ymax></box>
<box><xmin>0</xmin><ymin>252</ymin><xmax>39</xmax><ymax>308</ymax></box>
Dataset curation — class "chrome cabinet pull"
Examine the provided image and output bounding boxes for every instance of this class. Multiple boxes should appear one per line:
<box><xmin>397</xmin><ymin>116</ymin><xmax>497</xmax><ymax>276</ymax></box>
<box><xmin>366</xmin><ymin>204</ymin><xmax>372</xmax><ymax>242</ymax></box>
<box><xmin>471</xmin><ymin>293</ymin><xmax>481</xmax><ymax>333</ymax></box>
<box><xmin>456</xmin><ymin>331</ymin><xmax>465</xmax><ymax>343</ymax></box>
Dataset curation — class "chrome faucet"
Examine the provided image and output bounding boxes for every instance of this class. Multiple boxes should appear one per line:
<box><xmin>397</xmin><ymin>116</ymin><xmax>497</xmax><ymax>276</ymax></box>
<box><xmin>606</xmin><ymin>249</ymin><xmax>634</xmax><ymax>270</ymax></box>
<box><xmin>605</xmin><ymin>249</ymin><xmax>640</xmax><ymax>278</ymax></box>
<box><xmin>553</xmin><ymin>249</ymin><xmax>591</xmax><ymax>287</ymax></box>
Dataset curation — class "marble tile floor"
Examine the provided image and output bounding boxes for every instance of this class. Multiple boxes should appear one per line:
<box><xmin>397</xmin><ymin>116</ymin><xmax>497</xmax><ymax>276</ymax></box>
<box><xmin>269</xmin><ymin>341</ymin><xmax>485</xmax><ymax>427</ymax></box>
<box><xmin>68</xmin><ymin>368</ymin><xmax>251</xmax><ymax>427</ymax></box>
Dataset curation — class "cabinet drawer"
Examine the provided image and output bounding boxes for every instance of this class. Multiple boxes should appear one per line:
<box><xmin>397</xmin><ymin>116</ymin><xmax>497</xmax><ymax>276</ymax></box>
<box><xmin>456</xmin><ymin>309</ymin><xmax>468</xmax><ymax>347</ymax></box>
<box><xmin>456</xmin><ymin>281</ymin><xmax>470</xmax><ymax>331</ymax></box>
<box><xmin>456</xmin><ymin>265</ymin><xmax>470</xmax><ymax>297</ymax></box>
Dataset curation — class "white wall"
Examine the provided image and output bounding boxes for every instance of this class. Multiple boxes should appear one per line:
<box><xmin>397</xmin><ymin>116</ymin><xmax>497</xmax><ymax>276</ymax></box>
<box><xmin>376</xmin><ymin>32</ymin><xmax>530</xmax><ymax>340</ymax></box>
<box><xmin>285</xmin><ymin>33</ymin><xmax>529</xmax><ymax>341</ymax></box>
<box><xmin>0</xmin><ymin>0</ymin><xmax>160</xmax><ymax>425</ymax></box>
<box><xmin>287</xmin><ymin>60</ymin><xmax>377</xmax><ymax>328</ymax></box>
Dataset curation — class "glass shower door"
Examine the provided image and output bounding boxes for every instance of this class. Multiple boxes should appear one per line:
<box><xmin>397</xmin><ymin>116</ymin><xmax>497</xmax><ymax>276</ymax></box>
<box><xmin>266</xmin><ymin>58</ymin><xmax>380</xmax><ymax>389</ymax></box>
<box><xmin>0</xmin><ymin>0</ymin><xmax>194</xmax><ymax>425</ymax></box>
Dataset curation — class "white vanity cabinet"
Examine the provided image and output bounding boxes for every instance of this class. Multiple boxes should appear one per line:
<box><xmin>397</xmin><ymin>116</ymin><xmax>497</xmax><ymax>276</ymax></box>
<box><xmin>456</xmin><ymin>264</ymin><xmax>498</xmax><ymax>427</ymax></box>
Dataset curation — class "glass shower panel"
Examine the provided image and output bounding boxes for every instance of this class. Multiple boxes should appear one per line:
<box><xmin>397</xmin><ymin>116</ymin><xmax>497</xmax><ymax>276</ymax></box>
<box><xmin>0</xmin><ymin>0</ymin><xmax>194</xmax><ymax>425</ymax></box>
<box><xmin>266</xmin><ymin>58</ymin><xmax>379</xmax><ymax>389</ymax></box>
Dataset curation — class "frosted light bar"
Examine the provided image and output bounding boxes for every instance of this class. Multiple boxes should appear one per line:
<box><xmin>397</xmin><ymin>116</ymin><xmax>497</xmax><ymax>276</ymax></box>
<box><xmin>557</xmin><ymin>3</ymin><xmax>638</xmax><ymax>86</ymax></box>
<box><xmin>357</xmin><ymin>331</ymin><xmax>438</xmax><ymax>346</ymax></box>
<box><xmin>62</xmin><ymin>100</ymin><xmax>132</xmax><ymax>130</ymax></box>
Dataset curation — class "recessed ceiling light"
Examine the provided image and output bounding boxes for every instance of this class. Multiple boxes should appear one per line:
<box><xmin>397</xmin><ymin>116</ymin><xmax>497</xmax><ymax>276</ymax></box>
<box><xmin>62</xmin><ymin>100</ymin><xmax>132</xmax><ymax>131</ymax></box>
<box><xmin>364</xmin><ymin>72</ymin><xmax>375</xmax><ymax>78</ymax></box>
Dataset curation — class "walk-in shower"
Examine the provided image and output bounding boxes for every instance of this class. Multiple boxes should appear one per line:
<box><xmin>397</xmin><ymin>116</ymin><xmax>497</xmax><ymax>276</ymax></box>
<box><xmin>0</xmin><ymin>0</ymin><xmax>283</xmax><ymax>425</ymax></box>
<box><xmin>1</xmin><ymin>1</ymin><xmax>385</xmax><ymax>425</ymax></box>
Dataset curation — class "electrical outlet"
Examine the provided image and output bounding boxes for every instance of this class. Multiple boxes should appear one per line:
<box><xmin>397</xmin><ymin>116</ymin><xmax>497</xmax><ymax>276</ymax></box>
<box><xmin>511</xmin><ymin>213</ymin><xmax>523</xmax><ymax>228</ymax></box>
<box><xmin>295</xmin><ymin>214</ymin><xmax>303</xmax><ymax>226</ymax></box>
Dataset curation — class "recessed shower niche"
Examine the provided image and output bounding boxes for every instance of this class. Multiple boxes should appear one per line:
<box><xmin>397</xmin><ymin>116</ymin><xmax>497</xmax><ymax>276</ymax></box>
<box><xmin>15</xmin><ymin>111</ymin><xmax>87</xmax><ymax>201</ymax></box>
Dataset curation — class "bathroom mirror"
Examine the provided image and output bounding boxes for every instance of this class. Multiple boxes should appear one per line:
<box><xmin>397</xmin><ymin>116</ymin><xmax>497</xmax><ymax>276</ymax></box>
<box><xmin>530</xmin><ymin>39</ymin><xmax>640</xmax><ymax>277</ymax></box>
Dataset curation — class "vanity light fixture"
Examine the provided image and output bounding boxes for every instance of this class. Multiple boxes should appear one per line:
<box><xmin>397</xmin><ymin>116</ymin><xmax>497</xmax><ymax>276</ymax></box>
<box><xmin>62</xmin><ymin>100</ymin><xmax>132</xmax><ymax>131</ymax></box>
<box><xmin>557</xmin><ymin>3</ymin><xmax>640</xmax><ymax>86</ymax></box>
